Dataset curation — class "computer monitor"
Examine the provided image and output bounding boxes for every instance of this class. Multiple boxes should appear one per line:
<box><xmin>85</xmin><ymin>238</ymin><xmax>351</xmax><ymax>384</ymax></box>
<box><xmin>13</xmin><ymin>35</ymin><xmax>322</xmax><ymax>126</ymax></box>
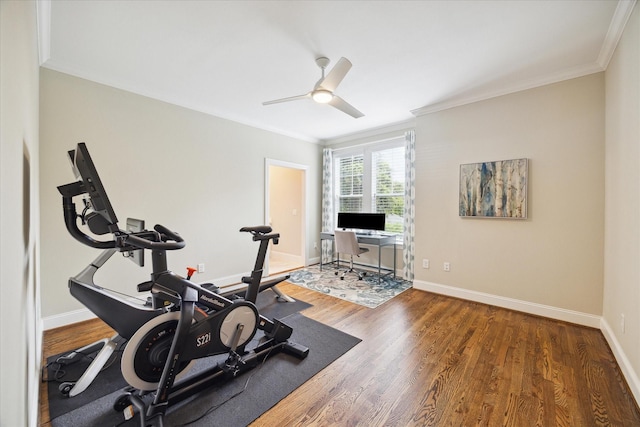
<box><xmin>337</xmin><ymin>212</ymin><xmax>386</xmax><ymax>231</ymax></box>
<box><xmin>70</xmin><ymin>142</ymin><xmax>118</xmax><ymax>226</ymax></box>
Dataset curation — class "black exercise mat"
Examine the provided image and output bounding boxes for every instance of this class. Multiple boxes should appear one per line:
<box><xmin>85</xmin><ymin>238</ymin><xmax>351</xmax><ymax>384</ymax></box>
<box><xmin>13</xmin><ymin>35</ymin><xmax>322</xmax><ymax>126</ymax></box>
<box><xmin>50</xmin><ymin>312</ymin><xmax>361</xmax><ymax>426</ymax></box>
<box><xmin>45</xmin><ymin>290</ymin><xmax>312</xmax><ymax>419</ymax></box>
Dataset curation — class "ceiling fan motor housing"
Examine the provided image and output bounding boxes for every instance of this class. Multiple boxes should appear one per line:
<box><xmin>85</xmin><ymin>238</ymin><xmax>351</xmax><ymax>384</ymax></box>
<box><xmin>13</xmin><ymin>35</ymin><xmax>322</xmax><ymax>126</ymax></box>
<box><xmin>316</xmin><ymin>57</ymin><xmax>330</xmax><ymax>69</ymax></box>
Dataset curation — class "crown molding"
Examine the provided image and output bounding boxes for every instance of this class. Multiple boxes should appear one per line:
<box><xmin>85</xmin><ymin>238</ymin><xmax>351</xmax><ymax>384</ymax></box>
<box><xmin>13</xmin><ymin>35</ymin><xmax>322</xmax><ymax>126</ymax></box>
<box><xmin>597</xmin><ymin>0</ymin><xmax>637</xmax><ymax>69</ymax></box>
<box><xmin>411</xmin><ymin>62</ymin><xmax>604</xmax><ymax>117</ymax></box>
<box><xmin>36</xmin><ymin>0</ymin><xmax>51</xmax><ymax>65</ymax></box>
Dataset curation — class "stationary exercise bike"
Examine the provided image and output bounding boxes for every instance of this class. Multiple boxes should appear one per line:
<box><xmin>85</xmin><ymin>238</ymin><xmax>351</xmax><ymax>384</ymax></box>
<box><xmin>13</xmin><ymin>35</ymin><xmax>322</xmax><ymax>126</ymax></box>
<box><xmin>54</xmin><ymin>220</ymin><xmax>296</xmax><ymax>399</ymax></box>
<box><xmin>57</xmin><ymin>143</ymin><xmax>309</xmax><ymax>426</ymax></box>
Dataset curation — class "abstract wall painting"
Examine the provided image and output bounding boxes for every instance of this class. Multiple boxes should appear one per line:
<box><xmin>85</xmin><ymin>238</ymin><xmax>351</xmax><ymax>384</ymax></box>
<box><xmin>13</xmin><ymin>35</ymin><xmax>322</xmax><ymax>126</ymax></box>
<box><xmin>459</xmin><ymin>158</ymin><xmax>528</xmax><ymax>219</ymax></box>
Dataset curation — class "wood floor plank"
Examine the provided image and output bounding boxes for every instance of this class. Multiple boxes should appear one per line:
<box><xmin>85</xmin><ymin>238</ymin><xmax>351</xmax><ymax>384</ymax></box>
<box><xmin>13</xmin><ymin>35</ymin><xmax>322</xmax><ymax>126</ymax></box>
<box><xmin>40</xmin><ymin>283</ymin><xmax>640</xmax><ymax>427</ymax></box>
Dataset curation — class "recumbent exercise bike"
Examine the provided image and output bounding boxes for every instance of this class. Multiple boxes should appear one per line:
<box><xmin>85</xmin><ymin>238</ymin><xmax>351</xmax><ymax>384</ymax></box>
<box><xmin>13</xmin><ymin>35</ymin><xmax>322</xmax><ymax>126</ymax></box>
<box><xmin>56</xmin><ymin>142</ymin><xmax>308</xmax><ymax>426</ymax></box>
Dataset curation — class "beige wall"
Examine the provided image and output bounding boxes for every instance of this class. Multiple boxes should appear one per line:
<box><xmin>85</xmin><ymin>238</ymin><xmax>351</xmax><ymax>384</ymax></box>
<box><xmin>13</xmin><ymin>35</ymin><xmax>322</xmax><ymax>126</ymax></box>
<box><xmin>39</xmin><ymin>69</ymin><xmax>322</xmax><ymax>321</ymax></box>
<box><xmin>413</xmin><ymin>73</ymin><xmax>605</xmax><ymax>316</ymax></box>
<box><xmin>0</xmin><ymin>1</ymin><xmax>41</xmax><ymax>425</ymax></box>
<box><xmin>604</xmin><ymin>4</ymin><xmax>639</xmax><ymax>400</ymax></box>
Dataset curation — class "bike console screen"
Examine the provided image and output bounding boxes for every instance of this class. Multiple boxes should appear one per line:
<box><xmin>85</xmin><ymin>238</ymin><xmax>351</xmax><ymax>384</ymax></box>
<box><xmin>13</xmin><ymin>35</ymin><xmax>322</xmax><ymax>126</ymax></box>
<box><xmin>59</xmin><ymin>142</ymin><xmax>186</xmax><ymax>252</ymax></box>
<box><xmin>70</xmin><ymin>142</ymin><xmax>119</xmax><ymax>226</ymax></box>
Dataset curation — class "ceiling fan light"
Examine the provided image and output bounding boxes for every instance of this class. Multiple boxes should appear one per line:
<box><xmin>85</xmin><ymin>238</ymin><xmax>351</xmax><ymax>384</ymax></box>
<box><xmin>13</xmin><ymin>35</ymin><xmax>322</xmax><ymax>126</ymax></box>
<box><xmin>312</xmin><ymin>90</ymin><xmax>333</xmax><ymax>104</ymax></box>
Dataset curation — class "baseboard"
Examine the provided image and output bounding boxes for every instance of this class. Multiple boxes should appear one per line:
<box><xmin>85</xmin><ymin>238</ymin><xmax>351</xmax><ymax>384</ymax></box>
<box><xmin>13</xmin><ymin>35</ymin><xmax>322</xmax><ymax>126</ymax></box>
<box><xmin>43</xmin><ymin>307</ymin><xmax>97</xmax><ymax>330</ymax></box>
<box><xmin>413</xmin><ymin>280</ymin><xmax>601</xmax><ymax>328</ymax></box>
<box><xmin>600</xmin><ymin>317</ymin><xmax>640</xmax><ymax>405</ymax></box>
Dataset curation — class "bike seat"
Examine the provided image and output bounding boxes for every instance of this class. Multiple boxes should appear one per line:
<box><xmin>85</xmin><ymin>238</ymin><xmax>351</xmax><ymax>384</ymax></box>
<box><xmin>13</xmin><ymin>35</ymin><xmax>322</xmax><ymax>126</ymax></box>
<box><xmin>239</xmin><ymin>225</ymin><xmax>272</xmax><ymax>234</ymax></box>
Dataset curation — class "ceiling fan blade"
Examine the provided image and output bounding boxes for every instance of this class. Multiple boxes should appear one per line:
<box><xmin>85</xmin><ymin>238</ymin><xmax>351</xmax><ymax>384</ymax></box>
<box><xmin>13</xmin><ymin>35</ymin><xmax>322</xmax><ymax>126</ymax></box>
<box><xmin>263</xmin><ymin>93</ymin><xmax>310</xmax><ymax>105</ymax></box>
<box><xmin>328</xmin><ymin>96</ymin><xmax>364</xmax><ymax>118</ymax></box>
<box><xmin>318</xmin><ymin>57</ymin><xmax>352</xmax><ymax>92</ymax></box>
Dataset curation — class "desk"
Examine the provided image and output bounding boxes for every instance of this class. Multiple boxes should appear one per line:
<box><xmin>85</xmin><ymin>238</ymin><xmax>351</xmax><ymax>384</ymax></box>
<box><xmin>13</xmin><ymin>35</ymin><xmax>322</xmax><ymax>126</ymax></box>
<box><xmin>320</xmin><ymin>231</ymin><xmax>397</xmax><ymax>282</ymax></box>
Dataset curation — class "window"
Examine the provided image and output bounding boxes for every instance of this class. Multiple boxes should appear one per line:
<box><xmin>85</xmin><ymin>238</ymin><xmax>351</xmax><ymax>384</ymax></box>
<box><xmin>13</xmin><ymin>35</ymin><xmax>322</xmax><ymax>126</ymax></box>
<box><xmin>333</xmin><ymin>137</ymin><xmax>405</xmax><ymax>236</ymax></box>
<box><xmin>337</xmin><ymin>154</ymin><xmax>363</xmax><ymax>212</ymax></box>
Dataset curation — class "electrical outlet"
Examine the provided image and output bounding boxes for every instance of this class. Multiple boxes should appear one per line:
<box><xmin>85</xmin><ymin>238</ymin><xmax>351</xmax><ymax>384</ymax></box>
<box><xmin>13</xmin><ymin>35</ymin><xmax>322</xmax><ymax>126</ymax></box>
<box><xmin>197</xmin><ymin>263</ymin><xmax>205</xmax><ymax>273</ymax></box>
<box><xmin>422</xmin><ymin>259</ymin><xmax>429</xmax><ymax>269</ymax></box>
<box><xmin>443</xmin><ymin>262</ymin><xmax>451</xmax><ymax>272</ymax></box>
<box><xmin>621</xmin><ymin>313</ymin><xmax>625</xmax><ymax>333</ymax></box>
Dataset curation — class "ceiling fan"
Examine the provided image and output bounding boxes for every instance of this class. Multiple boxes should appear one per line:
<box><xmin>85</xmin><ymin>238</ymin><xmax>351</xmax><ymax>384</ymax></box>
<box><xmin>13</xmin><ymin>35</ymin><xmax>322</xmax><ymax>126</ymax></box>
<box><xmin>263</xmin><ymin>56</ymin><xmax>364</xmax><ymax>118</ymax></box>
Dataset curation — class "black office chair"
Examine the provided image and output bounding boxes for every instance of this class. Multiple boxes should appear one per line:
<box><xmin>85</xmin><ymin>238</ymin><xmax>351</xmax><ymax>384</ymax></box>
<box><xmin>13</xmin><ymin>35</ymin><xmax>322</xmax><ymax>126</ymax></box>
<box><xmin>334</xmin><ymin>230</ymin><xmax>369</xmax><ymax>280</ymax></box>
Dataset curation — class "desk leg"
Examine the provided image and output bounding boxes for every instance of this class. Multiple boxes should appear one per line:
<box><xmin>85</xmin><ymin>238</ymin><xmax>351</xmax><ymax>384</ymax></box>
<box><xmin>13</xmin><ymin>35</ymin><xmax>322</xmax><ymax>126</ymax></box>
<box><xmin>393</xmin><ymin>243</ymin><xmax>396</xmax><ymax>279</ymax></box>
<box><xmin>378</xmin><ymin>246</ymin><xmax>382</xmax><ymax>284</ymax></box>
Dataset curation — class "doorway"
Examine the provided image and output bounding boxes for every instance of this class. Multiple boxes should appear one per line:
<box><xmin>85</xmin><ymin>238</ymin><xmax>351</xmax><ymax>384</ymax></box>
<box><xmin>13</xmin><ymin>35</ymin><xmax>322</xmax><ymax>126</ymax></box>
<box><xmin>265</xmin><ymin>159</ymin><xmax>307</xmax><ymax>275</ymax></box>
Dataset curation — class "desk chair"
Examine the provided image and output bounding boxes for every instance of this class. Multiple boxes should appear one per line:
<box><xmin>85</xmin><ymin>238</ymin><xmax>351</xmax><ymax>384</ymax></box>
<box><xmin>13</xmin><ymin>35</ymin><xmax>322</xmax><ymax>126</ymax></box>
<box><xmin>334</xmin><ymin>230</ymin><xmax>370</xmax><ymax>280</ymax></box>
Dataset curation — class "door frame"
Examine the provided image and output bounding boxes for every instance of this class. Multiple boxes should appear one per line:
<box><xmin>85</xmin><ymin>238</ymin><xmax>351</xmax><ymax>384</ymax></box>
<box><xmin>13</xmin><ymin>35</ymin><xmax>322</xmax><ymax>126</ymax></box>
<box><xmin>264</xmin><ymin>158</ymin><xmax>308</xmax><ymax>275</ymax></box>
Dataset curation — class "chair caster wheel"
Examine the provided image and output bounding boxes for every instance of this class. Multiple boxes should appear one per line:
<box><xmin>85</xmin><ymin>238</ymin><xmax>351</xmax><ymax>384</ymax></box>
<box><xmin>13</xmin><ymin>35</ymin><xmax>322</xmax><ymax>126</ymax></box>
<box><xmin>59</xmin><ymin>382</ymin><xmax>74</xmax><ymax>397</ymax></box>
<box><xmin>334</xmin><ymin>271</ymin><xmax>338</xmax><ymax>275</ymax></box>
<box><xmin>340</xmin><ymin>277</ymin><xmax>345</xmax><ymax>280</ymax></box>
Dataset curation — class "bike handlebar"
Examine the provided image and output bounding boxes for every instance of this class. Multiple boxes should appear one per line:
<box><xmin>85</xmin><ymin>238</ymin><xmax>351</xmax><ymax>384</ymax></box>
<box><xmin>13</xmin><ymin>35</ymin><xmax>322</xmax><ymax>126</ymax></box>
<box><xmin>124</xmin><ymin>224</ymin><xmax>185</xmax><ymax>251</ymax></box>
<box><xmin>62</xmin><ymin>199</ymin><xmax>118</xmax><ymax>249</ymax></box>
<box><xmin>62</xmin><ymin>195</ymin><xmax>185</xmax><ymax>251</ymax></box>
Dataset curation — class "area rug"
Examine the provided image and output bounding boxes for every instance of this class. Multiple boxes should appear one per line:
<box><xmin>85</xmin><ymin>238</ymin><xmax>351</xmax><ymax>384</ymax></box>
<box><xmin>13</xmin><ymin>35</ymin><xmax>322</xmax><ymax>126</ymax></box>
<box><xmin>45</xmin><ymin>290</ymin><xmax>312</xmax><ymax>420</ymax></box>
<box><xmin>287</xmin><ymin>264</ymin><xmax>412</xmax><ymax>308</ymax></box>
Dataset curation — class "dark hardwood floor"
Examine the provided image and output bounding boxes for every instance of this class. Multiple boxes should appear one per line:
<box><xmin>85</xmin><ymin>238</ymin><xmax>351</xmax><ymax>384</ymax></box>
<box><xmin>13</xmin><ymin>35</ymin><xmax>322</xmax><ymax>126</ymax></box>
<box><xmin>40</xmin><ymin>282</ymin><xmax>640</xmax><ymax>426</ymax></box>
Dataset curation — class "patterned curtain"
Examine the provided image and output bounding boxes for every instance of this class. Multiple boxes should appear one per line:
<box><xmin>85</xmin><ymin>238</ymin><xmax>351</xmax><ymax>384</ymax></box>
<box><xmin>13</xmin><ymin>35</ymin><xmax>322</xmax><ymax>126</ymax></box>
<box><xmin>403</xmin><ymin>130</ymin><xmax>416</xmax><ymax>281</ymax></box>
<box><xmin>321</xmin><ymin>148</ymin><xmax>334</xmax><ymax>263</ymax></box>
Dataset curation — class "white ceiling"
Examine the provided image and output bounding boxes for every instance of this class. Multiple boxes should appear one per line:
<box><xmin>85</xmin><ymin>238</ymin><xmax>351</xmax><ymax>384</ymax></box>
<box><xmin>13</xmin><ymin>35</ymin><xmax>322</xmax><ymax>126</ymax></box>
<box><xmin>40</xmin><ymin>0</ymin><xmax>635</xmax><ymax>143</ymax></box>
